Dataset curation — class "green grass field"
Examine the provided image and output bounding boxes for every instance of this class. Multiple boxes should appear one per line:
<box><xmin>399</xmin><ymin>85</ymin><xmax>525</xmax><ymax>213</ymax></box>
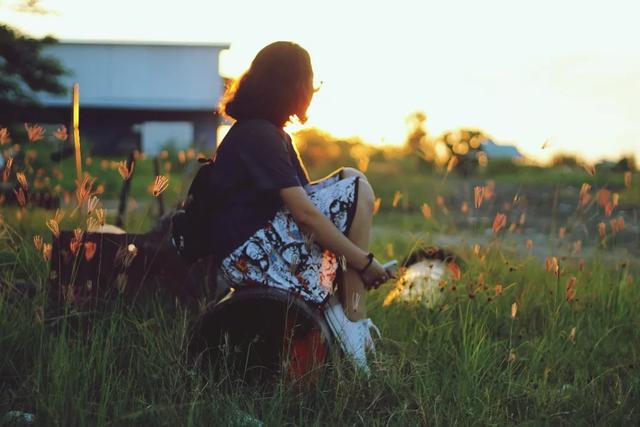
<box><xmin>1</xmin><ymin>146</ymin><xmax>639</xmax><ymax>425</ymax></box>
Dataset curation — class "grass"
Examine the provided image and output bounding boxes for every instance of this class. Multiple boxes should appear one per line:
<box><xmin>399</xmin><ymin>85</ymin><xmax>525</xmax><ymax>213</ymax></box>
<box><xmin>1</xmin><ymin>234</ymin><xmax>638</xmax><ymax>425</ymax></box>
<box><xmin>1</xmin><ymin>142</ymin><xmax>639</xmax><ymax>425</ymax></box>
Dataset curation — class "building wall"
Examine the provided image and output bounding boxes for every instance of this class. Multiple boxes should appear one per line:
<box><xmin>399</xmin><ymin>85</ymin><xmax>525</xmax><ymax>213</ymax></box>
<box><xmin>39</xmin><ymin>42</ymin><xmax>228</xmax><ymax>111</ymax></box>
<box><xmin>32</xmin><ymin>42</ymin><xmax>229</xmax><ymax>154</ymax></box>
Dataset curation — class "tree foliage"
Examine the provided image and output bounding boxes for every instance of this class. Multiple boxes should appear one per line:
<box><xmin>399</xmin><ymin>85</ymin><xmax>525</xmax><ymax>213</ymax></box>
<box><xmin>0</xmin><ymin>23</ymin><xmax>67</xmax><ymax>108</ymax></box>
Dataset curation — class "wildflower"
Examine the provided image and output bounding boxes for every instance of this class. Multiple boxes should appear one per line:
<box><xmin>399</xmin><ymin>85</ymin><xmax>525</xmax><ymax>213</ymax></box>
<box><xmin>86</xmin><ymin>217</ymin><xmax>99</xmax><ymax>231</ymax></box>
<box><xmin>115</xmin><ymin>244</ymin><xmax>138</xmax><ymax>268</ymax></box>
<box><xmin>87</xmin><ymin>195</ymin><xmax>100</xmax><ymax>214</ymax></box>
<box><xmin>573</xmin><ymin>240</ymin><xmax>582</xmax><ymax>254</ymax></box>
<box><xmin>494</xmin><ymin>284</ymin><xmax>503</xmax><ymax>296</ymax></box>
<box><xmin>373</xmin><ymin>197</ymin><xmax>381</xmax><ymax>215</ymax></box>
<box><xmin>16</xmin><ymin>172</ymin><xmax>28</xmax><ymax>190</ymax></box>
<box><xmin>597</xmin><ymin>189</ymin><xmax>611</xmax><ymax>208</ymax></box>
<box><xmin>474</xmin><ymin>186</ymin><xmax>484</xmax><ymax>209</ymax></box>
<box><xmin>42</xmin><ymin>243</ymin><xmax>52</xmax><ymax>262</ymax></box>
<box><xmin>473</xmin><ymin>244</ymin><xmax>481</xmax><ymax>256</ymax></box>
<box><xmin>178</xmin><ymin>151</ymin><xmax>186</xmax><ymax>163</ymax></box>
<box><xmin>84</xmin><ymin>241</ymin><xmax>97</xmax><ymax>261</ymax></box>
<box><xmin>152</xmin><ymin>175</ymin><xmax>169</xmax><ymax>197</ymax></box>
<box><xmin>624</xmin><ymin>171</ymin><xmax>632</xmax><ymax>188</ymax></box>
<box><xmin>610</xmin><ymin>217</ymin><xmax>625</xmax><ymax>234</ymax></box>
<box><xmin>612</xmin><ymin>193</ymin><xmax>619</xmax><ymax>207</ymax></box>
<box><xmin>436</xmin><ymin>195</ymin><xmax>448</xmax><ymax>213</ymax></box>
<box><xmin>511</xmin><ymin>302</ymin><xmax>518</xmax><ymax>319</ymax></box>
<box><xmin>117</xmin><ymin>160</ymin><xmax>135</xmax><ymax>180</ymax></box>
<box><xmin>386</xmin><ymin>243</ymin><xmax>394</xmax><ymax>258</ymax></box>
<box><xmin>94</xmin><ymin>208</ymin><xmax>105</xmax><ymax>226</ymax></box>
<box><xmin>578</xmin><ymin>183</ymin><xmax>591</xmax><ymax>208</ymax></box>
<box><xmin>582</xmin><ymin>163</ymin><xmax>596</xmax><ymax>176</ymax></box>
<box><xmin>53</xmin><ymin>125</ymin><xmax>68</xmax><ymax>141</ymax></box>
<box><xmin>483</xmin><ymin>181</ymin><xmax>495</xmax><ymax>200</ymax></box>
<box><xmin>383</xmin><ymin>285</ymin><xmax>402</xmax><ymax>307</ymax></box>
<box><xmin>579</xmin><ymin>259</ymin><xmax>586</xmax><ymax>271</ymax></box>
<box><xmin>52</xmin><ymin>209</ymin><xmax>65</xmax><ymax>223</ymax></box>
<box><xmin>460</xmin><ymin>201</ymin><xmax>469</xmax><ymax>214</ymax></box>
<box><xmin>24</xmin><ymin>123</ymin><xmax>45</xmax><ymax>142</ymax></box>
<box><xmin>568</xmin><ymin>326</ymin><xmax>577</xmax><ymax>343</ymax></box>
<box><xmin>75</xmin><ymin>175</ymin><xmax>96</xmax><ymax>207</ymax></box>
<box><xmin>526</xmin><ymin>239</ymin><xmax>533</xmax><ymax>249</ymax></box>
<box><xmin>0</xmin><ymin>127</ymin><xmax>10</xmax><ymax>145</ymax></box>
<box><xmin>73</xmin><ymin>228</ymin><xmax>83</xmax><ymax>242</ymax></box>
<box><xmin>13</xmin><ymin>188</ymin><xmax>26</xmax><ymax>207</ymax></box>
<box><xmin>565</xmin><ymin>276</ymin><xmax>577</xmax><ymax>302</ymax></box>
<box><xmin>392</xmin><ymin>191</ymin><xmax>402</xmax><ymax>208</ymax></box>
<box><xmin>33</xmin><ymin>235</ymin><xmax>43</xmax><ymax>251</ymax></box>
<box><xmin>492</xmin><ymin>212</ymin><xmax>507</xmax><ymax>234</ymax></box>
<box><xmin>70</xmin><ymin>238</ymin><xmax>81</xmax><ymax>255</ymax></box>
<box><xmin>604</xmin><ymin>203</ymin><xmax>614</xmax><ymax>217</ymax></box>
<box><xmin>2</xmin><ymin>157</ymin><xmax>13</xmax><ymax>182</ymax></box>
<box><xmin>421</xmin><ymin>203</ymin><xmax>432</xmax><ymax>219</ymax></box>
<box><xmin>545</xmin><ymin>256</ymin><xmax>559</xmax><ymax>277</ymax></box>
<box><xmin>597</xmin><ymin>222</ymin><xmax>606</xmax><ymax>239</ymax></box>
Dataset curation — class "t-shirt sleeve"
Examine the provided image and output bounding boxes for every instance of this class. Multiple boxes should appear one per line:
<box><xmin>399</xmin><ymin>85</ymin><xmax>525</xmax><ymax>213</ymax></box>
<box><xmin>238</xmin><ymin>122</ymin><xmax>302</xmax><ymax>190</ymax></box>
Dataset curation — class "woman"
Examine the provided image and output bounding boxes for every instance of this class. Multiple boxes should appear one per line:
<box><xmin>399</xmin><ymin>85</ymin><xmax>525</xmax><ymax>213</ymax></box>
<box><xmin>213</xmin><ymin>41</ymin><xmax>393</xmax><ymax>373</ymax></box>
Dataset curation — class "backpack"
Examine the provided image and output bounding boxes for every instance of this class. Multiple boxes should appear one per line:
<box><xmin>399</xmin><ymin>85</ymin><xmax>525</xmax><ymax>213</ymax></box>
<box><xmin>171</xmin><ymin>157</ymin><xmax>220</xmax><ymax>264</ymax></box>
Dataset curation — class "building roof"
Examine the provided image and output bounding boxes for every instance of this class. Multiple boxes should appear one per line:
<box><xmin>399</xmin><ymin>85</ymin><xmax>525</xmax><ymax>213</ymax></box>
<box><xmin>57</xmin><ymin>39</ymin><xmax>230</xmax><ymax>49</ymax></box>
<box><xmin>482</xmin><ymin>140</ymin><xmax>523</xmax><ymax>159</ymax></box>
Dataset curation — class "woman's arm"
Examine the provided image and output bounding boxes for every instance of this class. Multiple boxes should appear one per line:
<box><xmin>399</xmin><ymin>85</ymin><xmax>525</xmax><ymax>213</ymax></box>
<box><xmin>280</xmin><ymin>186</ymin><xmax>387</xmax><ymax>279</ymax></box>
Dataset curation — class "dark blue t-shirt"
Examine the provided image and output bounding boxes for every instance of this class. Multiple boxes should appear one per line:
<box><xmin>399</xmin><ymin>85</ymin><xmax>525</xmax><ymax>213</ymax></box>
<box><xmin>212</xmin><ymin>119</ymin><xmax>309</xmax><ymax>261</ymax></box>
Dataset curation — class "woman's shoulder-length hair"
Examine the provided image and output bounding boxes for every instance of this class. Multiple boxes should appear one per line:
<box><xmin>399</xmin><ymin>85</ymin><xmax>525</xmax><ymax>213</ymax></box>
<box><xmin>219</xmin><ymin>41</ymin><xmax>313</xmax><ymax>128</ymax></box>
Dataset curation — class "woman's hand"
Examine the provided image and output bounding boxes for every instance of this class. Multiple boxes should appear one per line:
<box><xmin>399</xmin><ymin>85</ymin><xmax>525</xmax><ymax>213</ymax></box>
<box><xmin>361</xmin><ymin>258</ymin><xmax>396</xmax><ymax>290</ymax></box>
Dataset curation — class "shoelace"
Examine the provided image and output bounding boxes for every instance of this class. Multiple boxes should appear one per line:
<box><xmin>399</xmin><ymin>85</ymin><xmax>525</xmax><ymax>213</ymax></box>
<box><xmin>361</xmin><ymin>319</ymin><xmax>382</xmax><ymax>353</ymax></box>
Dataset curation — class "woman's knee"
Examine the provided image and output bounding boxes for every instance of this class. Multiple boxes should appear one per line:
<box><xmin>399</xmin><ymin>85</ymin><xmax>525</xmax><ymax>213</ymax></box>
<box><xmin>355</xmin><ymin>178</ymin><xmax>375</xmax><ymax>214</ymax></box>
<box><xmin>342</xmin><ymin>167</ymin><xmax>369</xmax><ymax>183</ymax></box>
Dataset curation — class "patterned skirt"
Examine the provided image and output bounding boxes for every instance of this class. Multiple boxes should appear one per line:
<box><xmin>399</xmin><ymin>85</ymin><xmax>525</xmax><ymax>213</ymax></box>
<box><xmin>220</xmin><ymin>170</ymin><xmax>359</xmax><ymax>305</ymax></box>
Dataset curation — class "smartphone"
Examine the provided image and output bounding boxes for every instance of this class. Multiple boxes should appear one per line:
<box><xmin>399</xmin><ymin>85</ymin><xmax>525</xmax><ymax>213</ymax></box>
<box><xmin>383</xmin><ymin>260</ymin><xmax>398</xmax><ymax>276</ymax></box>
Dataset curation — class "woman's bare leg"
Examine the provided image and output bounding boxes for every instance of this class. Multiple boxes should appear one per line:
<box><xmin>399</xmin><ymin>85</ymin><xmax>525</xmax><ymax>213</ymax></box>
<box><xmin>340</xmin><ymin>168</ymin><xmax>375</xmax><ymax>321</ymax></box>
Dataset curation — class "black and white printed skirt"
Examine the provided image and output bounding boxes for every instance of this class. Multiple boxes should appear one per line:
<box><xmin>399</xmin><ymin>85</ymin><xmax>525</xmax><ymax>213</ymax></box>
<box><xmin>220</xmin><ymin>170</ymin><xmax>359</xmax><ymax>305</ymax></box>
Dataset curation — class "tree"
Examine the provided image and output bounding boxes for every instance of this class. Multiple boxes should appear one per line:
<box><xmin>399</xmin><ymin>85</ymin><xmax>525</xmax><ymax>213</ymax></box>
<box><xmin>404</xmin><ymin>111</ymin><xmax>436</xmax><ymax>171</ymax></box>
<box><xmin>0</xmin><ymin>23</ymin><xmax>67</xmax><ymax>109</ymax></box>
<box><xmin>435</xmin><ymin>128</ymin><xmax>489</xmax><ymax>176</ymax></box>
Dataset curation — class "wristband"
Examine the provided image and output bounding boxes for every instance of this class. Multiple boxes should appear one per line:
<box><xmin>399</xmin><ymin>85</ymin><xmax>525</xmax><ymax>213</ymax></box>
<box><xmin>356</xmin><ymin>252</ymin><xmax>375</xmax><ymax>274</ymax></box>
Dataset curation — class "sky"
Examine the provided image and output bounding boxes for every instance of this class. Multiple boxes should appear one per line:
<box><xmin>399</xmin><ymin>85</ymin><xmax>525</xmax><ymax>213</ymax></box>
<box><xmin>2</xmin><ymin>0</ymin><xmax>639</xmax><ymax>164</ymax></box>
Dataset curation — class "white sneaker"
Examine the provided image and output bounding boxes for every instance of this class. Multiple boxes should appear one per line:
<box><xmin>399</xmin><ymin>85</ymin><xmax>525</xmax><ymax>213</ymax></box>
<box><xmin>323</xmin><ymin>297</ymin><xmax>381</xmax><ymax>375</ymax></box>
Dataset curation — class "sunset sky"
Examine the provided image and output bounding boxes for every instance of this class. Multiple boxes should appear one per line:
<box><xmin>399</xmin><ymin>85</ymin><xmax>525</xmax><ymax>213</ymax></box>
<box><xmin>2</xmin><ymin>0</ymin><xmax>639</xmax><ymax>164</ymax></box>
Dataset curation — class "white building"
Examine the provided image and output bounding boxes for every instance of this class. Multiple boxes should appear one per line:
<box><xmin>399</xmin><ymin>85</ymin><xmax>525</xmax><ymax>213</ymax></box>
<box><xmin>35</xmin><ymin>40</ymin><xmax>229</xmax><ymax>155</ymax></box>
